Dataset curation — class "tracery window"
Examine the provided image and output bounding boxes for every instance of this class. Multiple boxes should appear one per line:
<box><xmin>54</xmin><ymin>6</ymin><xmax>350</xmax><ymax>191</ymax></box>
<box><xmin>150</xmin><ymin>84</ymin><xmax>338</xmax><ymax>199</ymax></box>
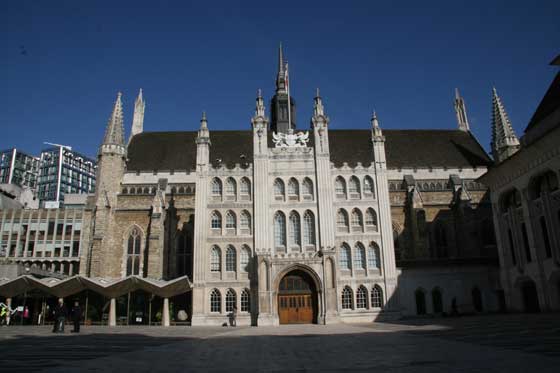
<box><xmin>354</xmin><ymin>242</ymin><xmax>366</xmax><ymax>270</ymax></box>
<box><xmin>288</xmin><ymin>178</ymin><xmax>299</xmax><ymax>198</ymax></box>
<box><xmin>337</xmin><ymin>209</ymin><xmax>349</xmax><ymax>229</ymax></box>
<box><xmin>368</xmin><ymin>242</ymin><xmax>381</xmax><ymax>270</ymax></box>
<box><xmin>302</xmin><ymin>178</ymin><xmax>314</xmax><ymax>199</ymax></box>
<box><xmin>288</xmin><ymin>211</ymin><xmax>301</xmax><ymax>247</ymax></box>
<box><xmin>240</xmin><ymin>177</ymin><xmax>251</xmax><ymax>197</ymax></box>
<box><xmin>351</xmin><ymin>209</ymin><xmax>363</xmax><ymax>229</ymax></box>
<box><xmin>210</xmin><ymin>289</ymin><xmax>221</xmax><ymax>312</ymax></box>
<box><xmin>240</xmin><ymin>245</ymin><xmax>251</xmax><ymax>272</ymax></box>
<box><xmin>356</xmin><ymin>285</ymin><xmax>368</xmax><ymax>309</ymax></box>
<box><xmin>225</xmin><ymin>210</ymin><xmax>236</xmax><ymax>229</ymax></box>
<box><xmin>126</xmin><ymin>227</ymin><xmax>141</xmax><ymax>276</ymax></box>
<box><xmin>240</xmin><ymin>210</ymin><xmax>251</xmax><ymax>230</ymax></box>
<box><xmin>274</xmin><ymin>179</ymin><xmax>285</xmax><ymax>200</ymax></box>
<box><xmin>225</xmin><ymin>177</ymin><xmax>236</xmax><ymax>197</ymax></box>
<box><xmin>226</xmin><ymin>246</ymin><xmax>236</xmax><ymax>272</ymax></box>
<box><xmin>349</xmin><ymin>176</ymin><xmax>360</xmax><ymax>196</ymax></box>
<box><xmin>303</xmin><ymin>211</ymin><xmax>315</xmax><ymax>245</ymax></box>
<box><xmin>335</xmin><ymin>176</ymin><xmax>346</xmax><ymax>197</ymax></box>
<box><xmin>342</xmin><ymin>286</ymin><xmax>353</xmax><ymax>309</ymax></box>
<box><xmin>339</xmin><ymin>243</ymin><xmax>351</xmax><ymax>270</ymax></box>
<box><xmin>365</xmin><ymin>208</ymin><xmax>377</xmax><ymax>230</ymax></box>
<box><xmin>211</xmin><ymin>178</ymin><xmax>222</xmax><ymax>197</ymax></box>
<box><xmin>364</xmin><ymin>176</ymin><xmax>375</xmax><ymax>197</ymax></box>
<box><xmin>210</xmin><ymin>246</ymin><xmax>221</xmax><ymax>272</ymax></box>
<box><xmin>225</xmin><ymin>289</ymin><xmax>236</xmax><ymax>312</ymax></box>
<box><xmin>241</xmin><ymin>289</ymin><xmax>250</xmax><ymax>312</ymax></box>
<box><xmin>211</xmin><ymin>211</ymin><xmax>222</xmax><ymax>230</ymax></box>
<box><xmin>274</xmin><ymin>211</ymin><xmax>286</xmax><ymax>247</ymax></box>
<box><xmin>371</xmin><ymin>286</ymin><xmax>383</xmax><ymax>308</ymax></box>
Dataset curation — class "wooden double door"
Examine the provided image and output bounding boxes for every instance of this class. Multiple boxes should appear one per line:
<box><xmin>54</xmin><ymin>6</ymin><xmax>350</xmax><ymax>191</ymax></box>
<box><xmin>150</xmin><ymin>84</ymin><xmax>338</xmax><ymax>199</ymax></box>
<box><xmin>278</xmin><ymin>294</ymin><xmax>314</xmax><ymax>324</ymax></box>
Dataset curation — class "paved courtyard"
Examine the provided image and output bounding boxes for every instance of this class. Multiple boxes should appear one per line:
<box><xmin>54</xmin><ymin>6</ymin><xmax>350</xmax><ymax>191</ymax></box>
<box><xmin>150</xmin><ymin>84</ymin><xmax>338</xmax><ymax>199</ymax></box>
<box><xmin>1</xmin><ymin>313</ymin><xmax>559</xmax><ymax>372</ymax></box>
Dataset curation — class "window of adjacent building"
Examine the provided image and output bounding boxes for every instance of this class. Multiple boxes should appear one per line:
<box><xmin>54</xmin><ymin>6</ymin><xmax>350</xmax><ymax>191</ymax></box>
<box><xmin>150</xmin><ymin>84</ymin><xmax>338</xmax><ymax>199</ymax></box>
<box><xmin>342</xmin><ymin>286</ymin><xmax>353</xmax><ymax>309</ymax></box>
<box><xmin>337</xmin><ymin>209</ymin><xmax>349</xmax><ymax>231</ymax></box>
<box><xmin>225</xmin><ymin>210</ymin><xmax>236</xmax><ymax>230</ymax></box>
<box><xmin>339</xmin><ymin>244</ymin><xmax>351</xmax><ymax>270</ymax></box>
<box><xmin>226</xmin><ymin>246</ymin><xmax>236</xmax><ymax>272</ymax></box>
<box><xmin>211</xmin><ymin>211</ymin><xmax>222</xmax><ymax>230</ymax></box>
<box><xmin>365</xmin><ymin>208</ymin><xmax>377</xmax><ymax>231</ymax></box>
<box><xmin>356</xmin><ymin>286</ymin><xmax>367</xmax><ymax>309</ymax></box>
<box><xmin>240</xmin><ymin>177</ymin><xmax>251</xmax><ymax>198</ymax></box>
<box><xmin>274</xmin><ymin>179</ymin><xmax>285</xmax><ymax>200</ymax></box>
<box><xmin>371</xmin><ymin>286</ymin><xmax>383</xmax><ymax>308</ymax></box>
<box><xmin>288</xmin><ymin>211</ymin><xmax>301</xmax><ymax>247</ymax></box>
<box><xmin>354</xmin><ymin>243</ymin><xmax>366</xmax><ymax>270</ymax></box>
<box><xmin>349</xmin><ymin>176</ymin><xmax>361</xmax><ymax>197</ymax></box>
<box><xmin>126</xmin><ymin>227</ymin><xmax>141</xmax><ymax>276</ymax></box>
<box><xmin>288</xmin><ymin>178</ymin><xmax>299</xmax><ymax>199</ymax></box>
<box><xmin>335</xmin><ymin>176</ymin><xmax>346</xmax><ymax>198</ymax></box>
<box><xmin>241</xmin><ymin>289</ymin><xmax>250</xmax><ymax>312</ymax></box>
<box><xmin>274</xmin><ymin>212</ymin><xmax>286</xmax><ymax>247</ymax></box>
<box><xmin>225</xmin><ymin>178</ymin><xmax>236</xmax><ymax>199</ymax></box>
<box><xmin>351</xmin><ymin>209</ymin><xmax>363</xmax><ymax>230</ymax></box>
<box><xmin>211</xmin><ymin>178</ymin><xmax>222</xmax><ymax>197</ymax></box>
<box><xmin>302</xmin><ymin>211</ymin><xmax>315</xmax><ymax>246</ymax></box>
<box><xmin>367</xmin><ymin>242</ymin><xmax>380</xmax><ymax>270</ymax></box>
<box><xmin>240</xmin><ymin>246</ymin><xmax>251</xmax><ymax>272</ymax></box>
<box><xmin>226</xmin><ymin>289</ymin><xmax>236</xmax><ymax>312</ymax></box>
<box><xmin>240</xmin><ymin>210</ymin><xmax>251</xmax><ymax>231</ymax></box>
<box><xmin>210</xmin><ymin>289</ymin><xmax>221</xmax><ymax>312</ymax></box>
<box><xmin>210</xmin><ymin>246</ymin><xmax>221</xmax><ymax>272</ymax></box>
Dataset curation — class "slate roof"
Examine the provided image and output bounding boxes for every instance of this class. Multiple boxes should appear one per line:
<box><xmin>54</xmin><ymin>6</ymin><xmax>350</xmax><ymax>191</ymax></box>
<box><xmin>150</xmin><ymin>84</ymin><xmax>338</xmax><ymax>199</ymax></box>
<box><xmin>525</xmin><ymin>70</ymin><xmax>560</xmax><ymax>132</ymax></box>
<box><xmin>126</xmin><ymin>129</ymin><xmax>492</xmax><ymax>171</ymax></box>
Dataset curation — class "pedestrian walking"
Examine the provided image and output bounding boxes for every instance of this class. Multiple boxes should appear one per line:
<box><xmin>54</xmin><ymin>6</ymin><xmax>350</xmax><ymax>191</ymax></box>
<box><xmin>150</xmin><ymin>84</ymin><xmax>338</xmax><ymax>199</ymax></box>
<box><xmin>229</xmin><ymin>305</ymin><xmax>237</xmax><ymax>327</ymax></box>
<box><xmin>52</xmin><ymin>298</ymin><xmax>67</xmax><ymax>333</ymax></box>
<box><xmin>0</xmin><ymin>303</ymin><xmax>7</xmax><ymax>326</ymax></box>
<box><xmin>23</xmin><ymin>306</ymin><xmax>30</xmax><ymax>325</ymax></box>
<box><xmin>71</xmin><ymin>300</ymin><xmax>82</xmax><ymax>333</ymax></box>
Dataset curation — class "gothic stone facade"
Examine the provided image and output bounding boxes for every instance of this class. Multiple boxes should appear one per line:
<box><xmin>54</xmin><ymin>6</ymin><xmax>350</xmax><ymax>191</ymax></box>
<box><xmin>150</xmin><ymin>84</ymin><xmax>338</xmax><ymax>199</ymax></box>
<box><xmin>72</xmin><ymin>51</ymin><xmax>502</xmax><ymax>325</ymax></box>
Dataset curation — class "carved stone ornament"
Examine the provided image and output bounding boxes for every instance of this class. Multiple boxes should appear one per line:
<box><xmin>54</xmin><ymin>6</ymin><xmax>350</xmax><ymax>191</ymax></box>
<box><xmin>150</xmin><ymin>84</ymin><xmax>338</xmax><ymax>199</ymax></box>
<box><xmin>272</xmin><ymin>129</ymin><xmax>309</xmax><ymax>148</ymax></box>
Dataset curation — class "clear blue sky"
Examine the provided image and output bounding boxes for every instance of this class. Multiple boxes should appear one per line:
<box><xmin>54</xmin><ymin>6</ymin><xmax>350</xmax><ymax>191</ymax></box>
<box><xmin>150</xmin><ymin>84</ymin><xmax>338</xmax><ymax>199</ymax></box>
<box><xmin>1</xmin><ymin>0</ymin><xmax>558</xmax><ymax>159</ymax></box>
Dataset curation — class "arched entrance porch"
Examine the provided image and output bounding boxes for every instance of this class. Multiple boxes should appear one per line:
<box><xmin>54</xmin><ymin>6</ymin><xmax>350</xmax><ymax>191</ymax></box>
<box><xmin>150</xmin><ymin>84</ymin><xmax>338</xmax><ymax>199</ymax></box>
<box><xmin>276</xmin><ymin>268</ymin><xmax>320</xmax><ymax>324</ymax></box>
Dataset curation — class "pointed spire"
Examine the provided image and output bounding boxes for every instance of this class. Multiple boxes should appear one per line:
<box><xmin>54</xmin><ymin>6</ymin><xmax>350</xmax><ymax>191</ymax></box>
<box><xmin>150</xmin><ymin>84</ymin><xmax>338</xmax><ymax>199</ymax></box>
<box><xmin>276</xmin><ymin>43</ymin><xmax>287</xmax><ymax>94</ymax></box>
<box><xmin>454</xmin><ymin>88</ymin><xmax>470</xmax><ymax>132</ymax></box>
<box><xmin>197</xmin><ymin>111</ymin><xmax>210</xmax><ymax>141</ymax></box>
<box><xmin>371</xmin><ymin>110</ymin><xmax>383</xmax><ymax>138</ymax></box>
<box><xmin>103</xmin><ymin>92</ymin><xmax>125</xmax><ymax>146</ymax></box>
<box><xmin>313</xmin><ymin>87</ymin><xmax>325</xmax><ymax>117</ymax></box>
<box><xmin>129</xmin><ymin>89</ymin><xmax>146</xmax><ymax>142</ymax></box>
<box><xmin>255</xmin><ymin>89</ymin><xmax>266</xmax><ymax>117</ymax></box>
<box><xmin>278</xmin><ymin>43</ymin><xmax>284</xmax><ymax>75</ymax></box>
<box><xmin>491</xmin><ymin>87</ymin><xmax>520</xmax><ymax>163</ymax></box>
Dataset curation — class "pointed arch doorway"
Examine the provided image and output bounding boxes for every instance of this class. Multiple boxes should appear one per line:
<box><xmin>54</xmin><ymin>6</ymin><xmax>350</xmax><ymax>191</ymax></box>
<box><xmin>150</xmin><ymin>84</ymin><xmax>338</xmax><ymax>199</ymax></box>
<box><xmin>278</xmin><ymin>270</ymin><xmax>318</xmax><ymax>324</ymax></box>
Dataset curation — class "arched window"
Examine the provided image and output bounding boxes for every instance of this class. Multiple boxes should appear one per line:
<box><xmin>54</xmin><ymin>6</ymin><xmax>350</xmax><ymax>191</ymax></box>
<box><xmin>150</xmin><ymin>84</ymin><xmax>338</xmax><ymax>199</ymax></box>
<box><xmin>225</xmin><ymin>210</ymin><xmax>236</xmax><ymax>229</ymax></box>
<box><xmin>288</xmin><ymin>178</ymin><xmax>299</xmax><ymax>198</ymax></box>
<box><xmin>351</xmin><ymin>209</ymin><xmax>363</xmax><ymax>229</ymax></box>
<box><xmin>342</xmin><ymin>286</ymin><xmax>353</xmax><ymax>309</ymax></box>
<box><xmin>303</xmin><ymin>211</ymin><xmax>315</xmax><ymax>245</ymax></box>
<box><xmin>210</xmin><ymin>246</ymin><xmax>221</xmax><ymax>272</ymax></box>
<box><xmin>335</xmin><ymin>177</ymin><xmax>346</xmax><ymax>198</ymax></box>
<box><xmin>349</xmin><ymin>176</ymin><xmax>361</xmax><ymax>196</ymax></box>
<box><xmin>210</xmin><ymin>211</ymin><xmax>222</xmax><ymax>230</ymax></box>
<box><xmin>210</xmin><ymin>289</ymin><xmax>221</xmax><ymax>313</ymax></box>
<box><xmin>415</xmin><ymin>289</ymin><xmax>426</xmax><ymax>315</ymax></box>
<box><xmin>225</xmin><ymin>177</ymin><xmax>236</xmax><ymax>198</ymax></box>
<box><xmin>364</xmin><ymin>176</ymin><xmax>375</xmax><ymax>197</ymax></box>
<box><xmin>368</xmin><ymin>242</ymin><xmax>381</xmax><ymax>270</ymax></box>
<box><xmin>241</xmin><ymin>288</ymin><xmax>250</xmax><ymax>312</ymax></box>
<box><xmin>274</xmin><ymin>179</ymin><xmax>285</xmax><ymax>200</ymax></box>
<box><xmin>211</xmin><ymin>178</ymin><xmax>222</xmax><ymax>197</ymax></box>
<box><xmin>240</xmin><ymin>177</ymin><xmax>251</xmax><ymax>197</ymax></box>
<box><xmin>274</xmin><ymin>212</ymin><xmax>286</xmax><ymax>247</ymax></box>
<box><xmin>288</xmin><ymin>211</ymin><xmax>301</xmax><ymax>247</ymax></box>
<box><xmin>226</xmin><ymin>246</ymin><xmax>236</xmax><ymax>272</ymax></box>
<box><xmin>302</xmin><ymin>178</ymin><xmax>314</xmax><ymax>199</ymax></box>
<box><xmin>122</xmin><ymin>187</ymin><xmax>128</xmax><ymax>194</ymax></box>
<box><xmin>240</xmin><ymin>245</ymin><xmax>251</xmax><ymax>272</ymax></box>
<box><xmin>337</xmin><ymin>209</ymin><xmax>349</xmax><ymax>230</ymax></box>
<box><xmin>339</xmin><ymin>243</ymin><xmax>351</xmax><ymax>270</ymax></box>
<box><xmin>365</xmin><ymin>208</ymin><xmax>378</xmax><ymax>231</ymax></box>
<box><xmin>126</xmin><ymin>227</ymin><xmax>141</xmax><ymax>276</ymax></box>
<box><xmin>356</xmin><ymin>285</ymin><xmax>368</xmax><ymax>309</ymax></box>
<box><xmin>371</xmin><ymin>285</ymin><xmax>383</xmax><ymax>308</ymax></box>
<box><xmin>432</xmin><ymin>288</ymin><xmax>443</xmax><ymax>313</ymax></box>
<box><xmin>240</xmin><ymin>210</ymin><xmax>251</xmax><ymax>230</ymax></box>
<box><xmin>225</xmin><ymin>289</ymin><xmax>236</xmax><ymax>312</ymax></box>
<box><xmin>354</xmin><ymin>243</ymin><xmax>366</xmax><ymax>270</ymax></box>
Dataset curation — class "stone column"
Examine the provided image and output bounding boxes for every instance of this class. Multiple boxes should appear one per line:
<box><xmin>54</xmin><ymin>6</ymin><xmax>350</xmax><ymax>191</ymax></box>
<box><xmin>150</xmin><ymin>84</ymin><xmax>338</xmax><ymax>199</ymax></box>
<box><xmin>109</xmin><ymin>298</ymin><xmax>116</xmax><ymax>326</ymax></box>
<box><xmin>163</xmin><ymin>298</ymin><xmax>170</xmax><ymax>327</ymax></box>
<box><xmin>6</xmin><ymin>297</ymin><xmax>11</xmax><ymax>325</ymax></box>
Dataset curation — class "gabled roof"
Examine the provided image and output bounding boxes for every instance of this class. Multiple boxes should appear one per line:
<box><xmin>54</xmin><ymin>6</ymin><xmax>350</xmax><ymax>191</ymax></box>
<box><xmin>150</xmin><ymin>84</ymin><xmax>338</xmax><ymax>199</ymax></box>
<box><xmin>126</xmin><ymin>128</ymin><xmax>492</xmax><ymax>171</ymax></box>
<box><xmin>525</xmin><ymin>70</ymin><xmax>560</xmax><ymax>132</ymax></box>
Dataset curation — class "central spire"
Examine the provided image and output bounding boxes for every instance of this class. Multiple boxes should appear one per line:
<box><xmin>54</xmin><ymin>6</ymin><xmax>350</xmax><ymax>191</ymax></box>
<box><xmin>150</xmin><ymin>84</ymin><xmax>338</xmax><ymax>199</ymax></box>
<box><xmin>103</xmin><ymin>92</ymin><xmax>125</xmax><ymax>146</ymax></box>
<box><xmin>491</xmin><ymin>87</ymin><xmax>520</xmax><ymax>163</ymax></box>
<box><xmin>271</xmin><ymin>43</ymin><xmax>295</xmax><ymax>134</ymax></box>
<box><xmin>276</xmin><ymin>43</ymin><xmax>287</xmax><ymax>94</ymax></box>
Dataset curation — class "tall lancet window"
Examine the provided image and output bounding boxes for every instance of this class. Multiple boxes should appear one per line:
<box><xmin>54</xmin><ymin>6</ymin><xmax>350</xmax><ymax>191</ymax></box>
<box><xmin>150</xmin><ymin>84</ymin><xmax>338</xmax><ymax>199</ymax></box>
<box><xmin>225</xmin><ymin>178</ymin><xmax>236</xmax><ymax>199</ymax></box>
<box><xmin>274</xmin><ymin>211</ymin><xmax>286</xmax><ymax>247</ymax></box>
<box><xmin>288</xmin><ymin>211</ymin><xmax>301</xmax><ymax>248</ymax></box>
<box><xmin>274</xmin><ymin>179</ymin><xmax>285</xmax><ymax>201</ymax></box>
<box><xmin>303</xmin><ymin>210</ymin><xmax>315</xmax><ymax>245</ymax></box>
<box><xmin>126</xmin><ymin>227</ymin><xmax>141</xmax><ymax>276</ymax></box>
<box><xmin>302</xmin><ymin>178</ymin><xmax>314</xmax><ymax>200</ymax></box>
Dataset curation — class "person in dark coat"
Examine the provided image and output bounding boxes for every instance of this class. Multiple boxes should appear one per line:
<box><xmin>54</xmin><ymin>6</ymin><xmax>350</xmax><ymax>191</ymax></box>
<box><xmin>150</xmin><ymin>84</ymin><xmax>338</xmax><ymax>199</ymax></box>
<box><xmin>71</xmin><ymin>301</ymin><xmax>82</xmax><ymax>333</ymax></box>
<box><xmin>52</xmin><ymin>298</ymin><xmax>67</xmax><ymax>333</ymax></box>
